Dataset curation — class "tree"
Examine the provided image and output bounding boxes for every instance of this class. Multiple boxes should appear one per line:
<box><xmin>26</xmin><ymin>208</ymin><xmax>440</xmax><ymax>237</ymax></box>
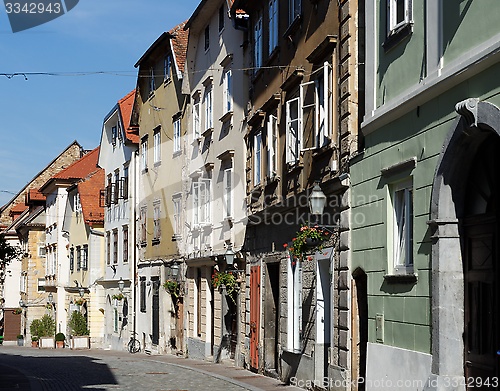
<box><xmin>0</xmin><ymin>233</ymin><xmax>21</xmax><ymax>269</ymax></box>
<box><xmin>68</xmin><ymin>311</ymin><xmax>89</xmax><ymax>336</ymax></box>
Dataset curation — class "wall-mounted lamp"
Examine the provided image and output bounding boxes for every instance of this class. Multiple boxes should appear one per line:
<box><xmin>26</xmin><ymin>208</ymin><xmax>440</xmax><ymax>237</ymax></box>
<box><xmin>118</xmin><ymin>277</ymin><xmax>125</xmax><ymax>293</ymax></box>
<box><xmin>47</xmin><ymin>292</ymin><xmax>53</xmax><ymax>305</ymax></box>
<box><xmin>78</xmin><ymin>287</ymin><xmax>85</xmax><ymax>298</ymax></box>
<box><xmin>19</xmin><ymin>299</ymin><xmax>26</xmax><ymax>308</ymax></box>
<box><xmin>224</xmin><ymin>246</ymin><xmax>235</xmax><ymax>266</ymax></box>
<box><xmin>171</xmin><ymin>262</ymin><xmax>179</xmax><ymax>278</ymax></box>
<box><xmin>309</xmin><ymin>181</ymin><xmax>327</xmax><ymax>216</ymax></box>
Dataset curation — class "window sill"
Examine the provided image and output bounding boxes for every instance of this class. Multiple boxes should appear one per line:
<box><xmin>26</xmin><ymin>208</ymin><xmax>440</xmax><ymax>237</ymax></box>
<box><xmin>202</xmin><ymin>127</ymin><xmax>214</xmax><ymax>138</ymax></box>
<box><xmin>219</xmin><ymin>111</ymin><xmax>233</xmax><ymax>123</ymax></box>
<box><xmin>163</xmin><ymin>77</ymin><xmax>172</xmax><ymax>87</ymax></box>
<box><xmin>192</xmin><ymin>136</ymin><xmax>203</xmax><ymax>145</ymax></box>
<box><xmin>286</xmin><ymin>161</ymin><xmax>304</xmax><ymax>174</ymax></box>
<box><xmin>142</xmin><ymin>168</ymin><xmax>148</xmax><ymax>174</ymax></box>
<box><xmin>154</xmin><ymin>161</ymin><xmax>161</xmax><ymax>167</ymax></box>
<box><xmin>265</xmin><ymin>175</ymin><xmax>280</xmax><ymax>186</ymax></box>
<box><xmin>173</xmin><ymin>150</ymin><xmax>182</xmax><ymax>158</ymax></box>
<box><xmin>152</xmin><ymin>239</ymin><xmax>160</xmax><ymax>246</ymax></box>
<box><xmin>140</xmin><ymin>241</ymin><xmax>147</xmax><ymax>248</ymax></box>
<box><xmin>284</xmin><ymin>15</ymin><xmax>302</xmax><ymax>39</ymax></box>
<box><xmin>171</xmin><ymin>234</ymin><xmax>182</xmax><ymax>242</ymax></box>
<box><xmin>383</xmin><ymin>23</ymin><xmax>413</xmax><ymax>52</ymax></box>
<box><xmin>383</xmin><ymin>272</ymin><xmax>417</xmax><ymax>284</ymax></box>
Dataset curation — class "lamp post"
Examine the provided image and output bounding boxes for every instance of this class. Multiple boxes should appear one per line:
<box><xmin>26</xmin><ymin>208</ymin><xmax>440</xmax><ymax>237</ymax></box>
<box><xmin>118</xmin><ymin>277</ymin><xmax>125</xmax><ymax>293</ymax></box>
<box><xmin>309</xmin><ymin>181</ymin><xmax>327</xmax><ymax>216</ymax></box>
<box><xmin>47</xmin><ymin>292</ymin><xmax>58</xmax><ymax>333</ymax></box>
<box><xmin>171</xmin><ymin>262</ymin><xmax>179</xmax><ymax>279</ymax></box>
<box><xmin>224</xmin><ymin>246</ymin><xmax>235</xmax><ymax>267</ymax></box>
<box><xmin>78</xmin><ymin>287</ymin><xmax>85</xmax><ymax>298</ymax></box>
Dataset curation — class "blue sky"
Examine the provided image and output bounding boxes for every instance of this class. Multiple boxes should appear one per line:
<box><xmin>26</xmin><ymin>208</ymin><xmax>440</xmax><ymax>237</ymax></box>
<box><xmin>0</xmin><ymin>0</ymin><xmax>200</xmax><ymax>206</ymax></box>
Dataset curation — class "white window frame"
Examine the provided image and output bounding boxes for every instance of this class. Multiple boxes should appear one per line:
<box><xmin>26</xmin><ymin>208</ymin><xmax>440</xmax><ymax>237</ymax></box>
<box><xmin>74</xmin><ymin>193</ymin><xmax>82</xmax><ymax>214</ymax></box>
<box><xmin>223</xmin><ymin>168</ymin><xmax>233</xmax><ymax>218</ymax></box>
<box><xmin>269</xmin><ymin>0</ymin><xmax>278</xmax><ymax>55</ymax></box>
<box><xmin>286</xmin><ymin>97</ymin><xmax>302</xmax><ymax>164</ymax></box>
<box><xmin>173</xmin><ymin>196</ymin><xmax>182</xmax><ymax>237</ymax></box>
<box><xmin>164</xmin><ymin>55</ymin><xmax>172</xmax><ymax>82</ymax></box>
<box><xmin>153</xmin><ymin>201</ymin><xmax>161</xmax><ymax>240</ymax></box>
<box><xmin>204</xmin><ymin>85</ymin><xmax>213</xmax><ymax>131</ymax></box>
<box><xmin>153</xmin><ymin>128</ymin><xmax>161</xmax><ymax>164</ymax></box>
<box><xmin>192</xmin><ymin>178</ymin><xmax>211</xmax><ymax>226</ymax></box>
<box><xmin>267</xmin><ymin>114</ymin><xmax>278</xmax><ymax>177</ymax></box>
<box><xmin>111</xmin><ymin>125</ymin><xmax>117</xmax><ymax>146</ymax></box>
<box><xmin>141</xmin><ymin>139</ymin><xmax>148</xmax><ymax>171</ymax></box>
<box><xmin>223</xmin><ymin>69</ymin><xmax>233</xmax><ymax>114</ymax></box>
<box><xmin>389</xmin><ymin>178</ymin><xmax>414</xmax><ymax>274</ymax></box>
<box><xmin>173</xmin><ymin>118</ymin><xmax>181</xmax><ymax>153</ymax></box>
<box><xmin>140</xmin><ymin>206</ymin><xmax>147</xmax><ymax>243</ymax></box>
<box><xmin>254</xmin><ymin>132</ymin><xmax>262</xmax><ymax>186</ymax></box>
<box><xmin>193</xmin><ymin>98</ymin><xmax>201</xmax><ymax>139</ymax></box>
<box><xmin>254</xmin><ymin>12</ymin><xmax>263</xmax><ymax>70</ymax></box>
<box><xmin>287</xmin><ymin>256</ymin><xmax>302</xmax><ymax>352</ymax></box>
<box><xmin>81</xmin><ymin>245</ymin><xmax>88</xmax><ymax>270</ymax></box>
<box><xmin>387</xmin><ymin>0</ymin><xmax>412</xmax><ymax>35</ymax></box>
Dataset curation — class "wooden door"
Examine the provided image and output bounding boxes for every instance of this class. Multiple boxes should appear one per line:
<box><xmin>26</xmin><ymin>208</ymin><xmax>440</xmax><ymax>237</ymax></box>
<box><xmin>250</xmin><ymin>265</ymin><xmax>261</xmax><ymax>370</ymax></box>
<box><xmin>464</xmin><ymin>217</ymin><xmax>498</xmax><ymax>386</ymax></box>
<box><xmin>151</xmin><ymin>277</ymin><xmax>160</xmax><ymax>345</ymax></box>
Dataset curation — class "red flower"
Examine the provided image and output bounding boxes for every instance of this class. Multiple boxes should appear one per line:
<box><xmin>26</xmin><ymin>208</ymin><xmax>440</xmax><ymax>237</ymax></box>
<box><xmin>283</xmin><ymin>243</ymin><xmax>288</xmax><ymax>248</ymax></box>
<box><xmin>307</xmin><ymin>256</ymin><xmax>313</xmax><ymax>261</ymax></box>
<box><xmin>292</xmin><ymin>238</ymin><xmax>296</xmax><ymax>241</ymax></box>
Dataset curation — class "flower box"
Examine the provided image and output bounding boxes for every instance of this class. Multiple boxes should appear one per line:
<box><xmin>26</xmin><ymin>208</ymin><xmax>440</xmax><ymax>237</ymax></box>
<box><xmin>70</xmin><ymin>335</ymin><xmax>90</xmax><ymax>349</ymax></box>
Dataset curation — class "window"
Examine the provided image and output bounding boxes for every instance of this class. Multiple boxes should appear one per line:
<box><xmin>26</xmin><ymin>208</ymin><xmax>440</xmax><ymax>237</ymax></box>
<box><xmin>387</xmin><ymin>0</ymin><xmax>412</xmax><ymax>35</ymax></box>
<box><xmin>140</xmin><ymin>206</ymin><xmax>147</xmax><ymax>244</ymax></box>
<box><xmin>289</xmin><ymin>0</ymin><xmax>301</xmax><ymax>25</ymax></box>
<box><xmin>20</xmin><ymin>272</ymin><xmax>27</xmax><ymax>293</ymax></box>
<box><xmin>193</xmin><ymin>178</ymin><xmax>211</xmax><ymax>225</ymax></box>
<box><xmin>122</xmin><ymin>166</ymin><xmax>129</xmax><ymax>200</ymax></box>
<box><xmin>253</xmin><ymin>12</ymin><xmax>263</xmax><ymax>70</ymax></box>
<box><xmin>113</xmin><ymin>170</ymin><xmax>120</xmax><ymax>204</ymax></box>
<box><xmin>286</xmin><ymin>97</ymin><xmax>302</xmax><ymax>164</ymax></box>
<box><xmin>114</xmin><ymin>308</ymin><xmax>119</xmax><ymax>333</ymax></box>
<box><xmin>81</xmin><ymin>245</ymin><xmax>88</xmax><ymax>270</ymax></box>
<box><xmin>224</xmin><ymin>168</ymin><xmax>233</xmax><ymax>218</ymax></box>
<box><xmin>391</xmin><ymin>179</ymin><xmax>413</xmax><ymax>273</ymax></box>
<box><xmin>69</xmin><ymin>247</ymin><xmax>74</xmax><ymax>272</ymax></box>
<box><xmin>141</xmin><ymin>137</ymin><xmax>148</xmax><ymax>172</ymax></box>
<box><xmin>38</xmin><ymin>244</ymin><xmax>46</xmax><ymax>257</ymax></box>
<box><xmin>111</xmin><ymin>125</ymin><xmax>117</xmax><ymax>146</ymax></box>
<box><xmin>269</xmin><ymin>0</ymin><xmax>278</xmax><ymax>54</ymax></box>
<box><xmin>287</xmin><ymin>256</ymin><xmax>303</xmax><ymax>352</ymax></box>
<box><xmin>123</xmin><ymin>226</ymin><xmax>129</xmax><ymax>263</ymax></box>
<box><xmin>153</xmin><ymin>201</ymin><xmax>161</xmax><ymax>242</ymax></box>
<box><xmin>106</xmin><ymin>232</ymin><xmax>111</xmax><ymax>265</ymax></box>
<box><xmin>204</xmin><ymin>25</ymin><xmax>210</xmax><ymax>51</ymax></box>
<box><xmin>76</xmin><ymin>246</ymin><xmax>81</xmax><ymax>271</ymax></box>
<box><xmin>204</xmin><ymin>85</ymin><xmax>213</xmax><ymax>131</ymax></box>
<box><xmin>149</xmin><ymin>67</ymin><xmax>155</xmax><ymax>95</ymax></box>
<box><xmin>106</xmin><ymin>175</ymin><xmax>112</xmax><ymax>206</ymax></box>
<box><xmin>254</xmin><ymin>132</ymin><xmax>262</xmax><ymax>185</ymax></box>
<box><xmin>74</xmin><ymin>193</ymin><xmax>82</xmax><ymax>214</ymax></box>
<box><xmin>153</xmin><ymin>127</ymin><xmax>161</xmax><ymax>164</ymax></box>
<box><xmin>193</xmin><ymin>98</ymin><xmax>201</xmax><ymax>139</ymax></box>
<box><xmin>37</xmin><ymin>278</ymin><xmax>45</xmax><ymax>292</ymax></box>
<box><xmin>173</xmin><ymin>196</ymin><xmax>182</xmax><ymax>238</ymax></box>
<box><xmin>223</xmin><ymin>69</ymin><xmax>232</xmax><ymax>114</ymax></box>
<box><xmin>164</xmin><ymin>55</ymin><xmax>172</xmax><ymax>82</ymax></box>
<box><xmin>173</xmin><ymin>118</ymin><xmax>181</xmax><ymax>153</ymax></box>
<box><xmin>267</xmin><ymin>114</ymin><xmax>278</xmax><ymax>177</ymax></box>
<box><xmin>218</xmin><ymin>5</ymin><xmax>224</xmax><ymax>33</ymax></box>
<box><xmin>113</xmin><ymin>229</ymin><xmax>118</xmax><ymax>265</ymax></box>
<box><xmin>140</xmin><ymin>277</ymin><xmax>146</xmax><ymax>313</ymax></box>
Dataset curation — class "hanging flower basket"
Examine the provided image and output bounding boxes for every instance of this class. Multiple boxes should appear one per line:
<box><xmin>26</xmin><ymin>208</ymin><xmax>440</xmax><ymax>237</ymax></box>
<box><xmin>212</xmin><ymin>270</ymin><xmax>239</xmax><ymax>303</ymax></box>
<box><xmin>111</xmin><ymin>294</ymin><xmax>124</xmax><ymax>301</ymax></box>
<box><xmin>163</xmin><ymin>280</ymin><xmax>180</xmax><ymax>298</ymax></box>
<box><xmin>74</xmin><ymin>298</ymin><xmax>86</xmax><ymax>306</ymax></box>
<box><xmin>284</xmin><ymin>225</ymin><xmax>331</xmax><ymax>260</ymax></box>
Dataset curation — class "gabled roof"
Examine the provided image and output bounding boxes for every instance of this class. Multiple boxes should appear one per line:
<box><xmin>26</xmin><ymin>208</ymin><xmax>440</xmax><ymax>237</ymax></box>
<box><xmin>9</xmin><ymin>203</ymin><xmax>28</xmax><ymax>217</ymax></box>
<box><xmin>26</xmin><ymin>189</ymin><xmax>45</xmax><ymax>204</ymax></box>
<box><xmin>118</xmin><ymin>90</ymin><xmax>139</xmax><ymax>144</ymax></box>
<box><xmin>78</xmin><ymin>168</ymin><xmax>104</xmax><ymax>226</ymax></box>
<box><xmin>40</xmin><ymin>147</ymin><xmax>100</xmax><ymax>193</ymax></box>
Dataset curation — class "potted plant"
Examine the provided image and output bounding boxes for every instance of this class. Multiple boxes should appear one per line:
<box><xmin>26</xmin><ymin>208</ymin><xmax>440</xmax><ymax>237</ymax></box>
<box><xmin>68</xmin><ymin>310</ymin><xmax>90</xmax><ymax>349</ymax></box>
<box><xmin>284</xmin><ymin>225</ymin><xmax>331</xmax><ymax>260</ymax></box>
<box><xmin>111</xmin><ymin>293</ymin><xmax>124</xmax><ymax>301</ymax></box>
<box><xmin>55</xmin><ymin>332</ymin><xmax>65</xmax><ymax>348</ymax></box>
<box><xmin>16</xmin><ymin>334</ymin><xmax>24</xmax><ymax>346</ymax></box>
<box><xmin>37</xmin><ymin>314</ymin><xmax>56</xmax><ymax>348</ymax></box>
<box><xmin>12</xmin><ymin>308</ymin><xmax>22</xmax><ymax>315</ymax></box>
<box><xmin>163</xmin><ymin>279</ymin><xmax>180</xmax><ymax>298</ymax></box>
<box><xmin>31</xmin><ymin>336</ymin><xmax>39</xmax><ymax>348</ymax></box>
<box><xmin>212</xmin><ymin>270</ymin><xmax>239</xmax><ymax>303</ymax></box>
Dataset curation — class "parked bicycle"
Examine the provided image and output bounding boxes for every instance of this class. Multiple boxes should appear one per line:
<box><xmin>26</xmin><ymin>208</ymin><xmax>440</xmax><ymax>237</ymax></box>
<box><xmin>127</xmin><ymin>333</ymin><xmax>141</xmax><ymax>354</ymax></box>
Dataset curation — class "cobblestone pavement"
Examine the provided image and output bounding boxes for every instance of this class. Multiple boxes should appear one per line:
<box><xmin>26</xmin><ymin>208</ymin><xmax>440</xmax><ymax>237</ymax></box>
<box><xmin>0</xmin><ymin>346</ymin><xmax>301</xmax><ymax>391</ymax></box>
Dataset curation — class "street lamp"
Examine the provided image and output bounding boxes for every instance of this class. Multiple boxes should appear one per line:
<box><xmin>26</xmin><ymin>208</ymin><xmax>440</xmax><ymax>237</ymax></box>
<box><xmin>47</xmin><ymin>292</ymin><xmax>53</xmax><ymax>305</ymax></box>
<box><xmin>19</xmin><ymin>299</ymin><xmax>25</xmax><ymax>308</ymax></box>
<box><xmin>224</xmin><ymin>246</ymin><xmax>235</xmax><ymax>266</ymax></box>
<box><xmin>78</xmin><ymin>287</ymin><xmax>85</xmax><ymax>298</ymax></box>
<box><xmin>171</xmin><ymin>262</ymin><xmax>179</xmax><ymax>278</ymax></box>
<box><xmin>309</xmin><ymin>181</ymin><xmax>327</xmax><ymax>216</ymax></box>
<box><xmin>118</xmin><ymin>277</ymin><xmax>125</xmax><ymax>293</ymax></box>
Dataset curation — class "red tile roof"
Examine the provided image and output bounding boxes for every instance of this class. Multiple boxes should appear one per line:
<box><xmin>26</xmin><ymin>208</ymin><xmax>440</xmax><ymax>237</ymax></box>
<box><xmin>53</xmin><ymin>147</ymin><xmax>100</xmax><ymax>181</ymax></box>
<box><xmin>78</xmin><ymin>168</ymin><xmax>105</xmax><ymax>226</ymax></box>
<box><xmin>170</xmin><ymin>21</ymin><xmax>189</xmax><ymax>74</ymax></box>
<box><xmin>118</xmin><ymin>90</ymin><xmax>139</xmax><ymax>144</ymax></box>
<box><xmin>10</xmin><ymin>203</ymin><xmax>28</xmax><ymax>215</ymax></box>
<box><xmin>27</xmin><ymin>189</ymin><xmax>45</xmax><ymax>202</ymax></box>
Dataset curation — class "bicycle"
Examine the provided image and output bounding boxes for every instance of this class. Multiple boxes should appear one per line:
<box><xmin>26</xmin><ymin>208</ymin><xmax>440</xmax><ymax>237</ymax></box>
<box><xmin>127</xmin><ymin>333</ymin><xmax>141</xmax><ymax>353</ymax></box>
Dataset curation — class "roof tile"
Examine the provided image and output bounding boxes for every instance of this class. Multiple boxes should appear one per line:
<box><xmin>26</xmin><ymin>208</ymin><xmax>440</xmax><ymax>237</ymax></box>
<box><xmin>53</xmin><ymin>147</ymin><xmax>100</xmax><ymax>181</ymax></box>
<box><xmin>78</xmin><ymin>168</ymin><xmax>105</xmax><ymax>226</ymax></box>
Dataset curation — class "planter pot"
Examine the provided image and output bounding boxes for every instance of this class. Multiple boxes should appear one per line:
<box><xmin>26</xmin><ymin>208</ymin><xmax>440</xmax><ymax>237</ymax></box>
<box><xmin>31</xmin><ymin>341</ymin><xmax>39</xmax><ymax>348</ymax></box>
<box><xmin>304</xmin><ymin>237</ymin><xmax>322</xmax><ymax>248</ymax></box>
<box><xmin>70</xmin><ymin>336</ymin><xmax>90</xmax><ymax>350</ymax></box>
<box><xmin>17</xmin><ymin>338</ymin><xmax>24</xmax><ymax>346</ymax></box>
<box><xmin>39</xmin><ymin>337</ymin><xmax>55</xmax><ymax>349</ymax></box>
<box><xmin>56</xmin><ymin>341</ymin><xmax>64</xmax><ymax>348</ymax></box>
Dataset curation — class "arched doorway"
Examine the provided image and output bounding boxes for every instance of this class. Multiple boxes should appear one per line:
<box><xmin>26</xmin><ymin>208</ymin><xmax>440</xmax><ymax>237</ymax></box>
<box><xmin>462</xmin><ymin>135</ymin><xmax>500</xmax><ymax>382</ymax></box>
<box><xmin>430</xmin><ymin>98</ymin><xmax>500</xmax><ymax>387</ymax></box>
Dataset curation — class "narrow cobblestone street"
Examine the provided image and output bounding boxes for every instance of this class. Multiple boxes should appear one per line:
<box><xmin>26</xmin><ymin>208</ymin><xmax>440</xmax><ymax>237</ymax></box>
<box><xmin>0</xmin><ymin>346</ymin><xmax>300</xmax><ymax>391</ymax></box>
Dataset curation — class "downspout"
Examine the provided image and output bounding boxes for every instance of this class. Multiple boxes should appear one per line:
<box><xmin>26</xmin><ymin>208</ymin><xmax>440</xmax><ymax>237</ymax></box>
<box><xmin>132</xmin><ymin>149</ymin><xmax>139</xmax><ymax>344</ymax></box>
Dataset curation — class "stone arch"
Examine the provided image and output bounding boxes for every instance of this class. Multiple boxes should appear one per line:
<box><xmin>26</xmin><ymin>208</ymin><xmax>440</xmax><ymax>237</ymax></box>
<box><xmin>429</xmin><ymin>98</ymin><xmax>500</xmax><ymax>383</ymax></box>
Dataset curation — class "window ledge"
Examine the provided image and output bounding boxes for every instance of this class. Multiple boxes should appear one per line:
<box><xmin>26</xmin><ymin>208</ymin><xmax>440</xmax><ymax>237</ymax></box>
<box><xmin>173</xmin><ymin>150</ymin><xmax>182</xmax><ymax>158</ymax></box>
<box><xmin>219</xmin><ymin>111</ymin><xmax>233</xmax><ymax>123</ymax></box>
<box><xmin>383</xmin><ymin>23</ymin><xmax>413</xmax><ymax>52</ymax></box>
<box><xmin>286</xmin><ymin>161</ymin><xmax>304</xmax><ymax>174</ymax></box>
<box><xmin>202</xmin><ymin>127</ymin><xmax>214</xmax><ymax>138</ymax></box>
<box><xmin>163</xmin><ymin>77</ymin><xmax>172</xmax><ymax>87</ymax></box>
<box><xmin>191</xmin><ymin>136</ymin><xmax>203</xmax><ymax>145</ymax></box>
<box><xmin>152</xmin><ymin>239</ymin><xmax>160</xmax><ymax>246</ymax></box>
<box><xmin>383</xmin><ymin>273</ymin><xmax>417</xmax><ymax>284</ymax></box>
<box><xmin>284</xmin><ymin>15</ymin><xmax>302</xmax><ymax>38</ymax></box>
<box><xmin>140</xmin><ymin>241</ymin><xmax>147</xmax><ymax>248</ymax></box>
<box><xmin>265</xmin><ymin>175</ymin><xmax>281</xmax><ymax>186</ymax></box>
